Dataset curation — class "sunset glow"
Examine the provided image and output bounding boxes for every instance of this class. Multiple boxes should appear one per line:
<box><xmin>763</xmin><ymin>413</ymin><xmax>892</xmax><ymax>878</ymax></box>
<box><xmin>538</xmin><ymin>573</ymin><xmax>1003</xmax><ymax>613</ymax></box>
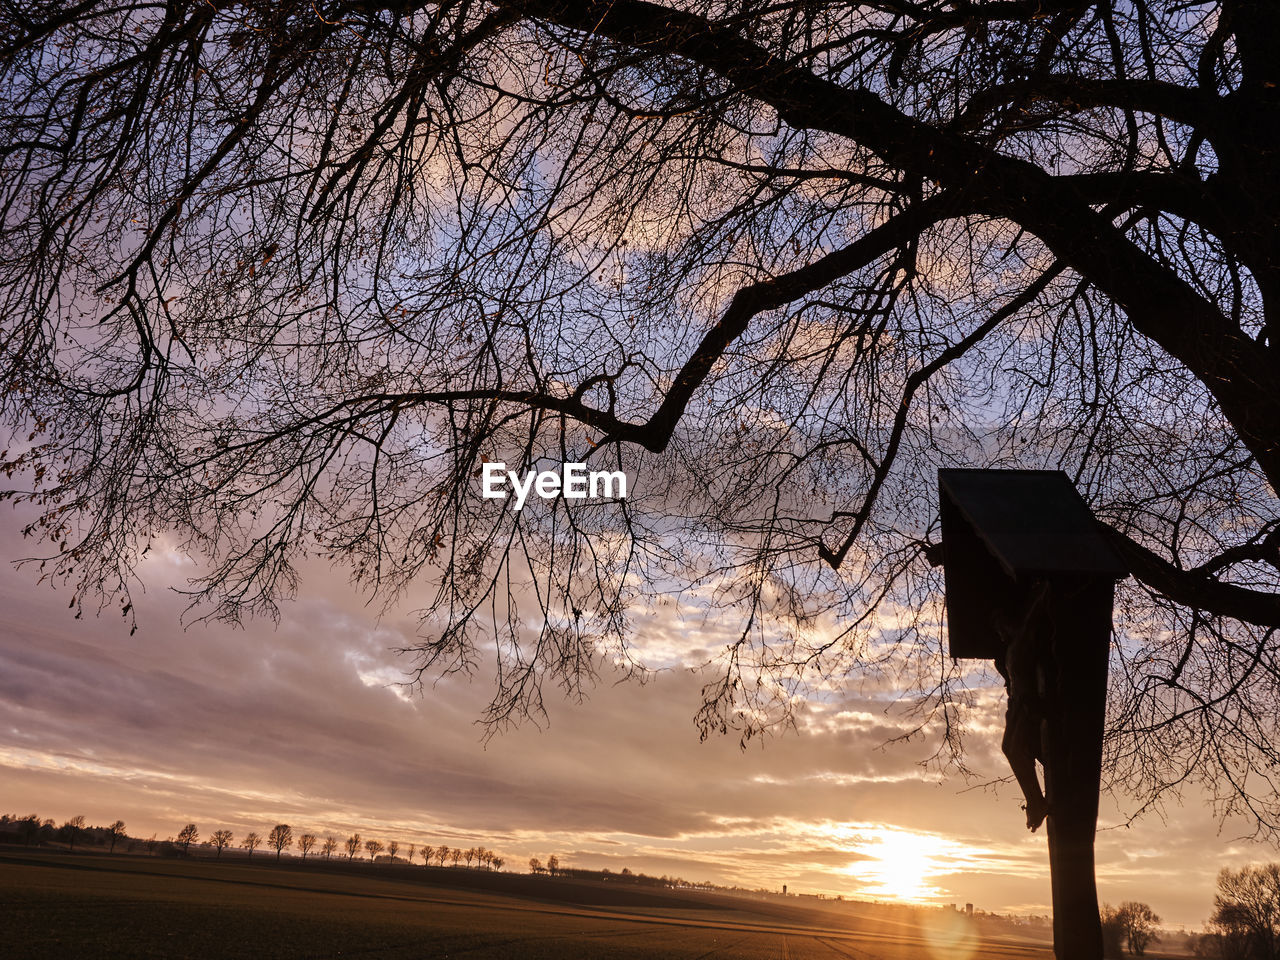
<box><xmin>846</xmin><ymin>827</ymin><xmax>949</xmax><ymax>903</ymax></box>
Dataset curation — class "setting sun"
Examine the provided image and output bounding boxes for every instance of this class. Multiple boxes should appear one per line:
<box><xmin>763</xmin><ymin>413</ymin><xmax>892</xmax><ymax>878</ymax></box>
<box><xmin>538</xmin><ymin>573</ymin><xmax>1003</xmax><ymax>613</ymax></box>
<box><xmin>849</xmin><ymin>827</ymin><xmax>948</xmax><ymax>903</ymax></box>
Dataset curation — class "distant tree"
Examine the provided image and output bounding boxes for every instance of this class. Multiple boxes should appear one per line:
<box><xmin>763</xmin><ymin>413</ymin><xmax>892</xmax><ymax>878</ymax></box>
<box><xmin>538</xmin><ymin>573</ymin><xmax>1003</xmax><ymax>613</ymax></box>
<box><xmin>387</xmin><ymin>840</ymin><xmax>399</xmax><ymax>862</ymax></box>
<box><xmin>267</xmin><ymin>824</ymin><xmax>293</xmax><ymax>860</ymax></box>
<box><xmin>547</xmin><ymin>855</ymin><xmax>560</xmax><ymax>878</ymax></box>
<box><xmin>345</xmin><ymin>834</ymin><xmax>362</xmax><ymax>861</ymax></box>
<box><xmin>18</xmin><ymin>815</ymin><xmax>39</xmax><ymax>846</ymax></box>
<box><xmin>365</xmin><ymin>839</ymin><xmax>384</xmax><ymax>862</ymax></box>
<box><xmin>1210</xmin><ymin>864</ymin><xmax>1280</xmax><ymax>960</ymax></box>
<box><xmin>436</xmin><ymin>846</ymin><xmax>451</xmax><ymax>867</ymax></box>
<box><xmin>176</xmin><ymin>823</ymin><xmax>199</xmax><ymax>855</ymax></box>
<box><xmin>1101</xmin><ymin>904</ymin><xmax>1127</xmax><ymax>958</ymax></box>
<box><xmin>1118</xmin><ymin>902</ymin><xmax>1161</xmax><ymax>956</ymax></box>
<box><xmin>1191</xmin><ymin>931</ymin><xmax>1227</xmax><ymax>959</ymax></box>
<box><xmin>321</xmin><ymin>836</ymin><xmax>337</xmax><ymax>860</ymax></box>
<box><xmin>298</xmin><ymin>833</ymin><xmax>317</xmax><ymax>859</ymax></box>
<box><xmin>529</xmin><ymin>858</ymin><xmax>543</xmax><ymax>875</ymax></box>
<box><xmin>107</xmin><ymin>820</ymin><xmax>127</xmax><ymax>854</ymax></box>
<box><xmin>63</xmin><ymin>815</ymin><xmax>86</xmax><ymax>852</ymax></box>
<box><xmin>243</xmin><ymin>832</ymin><xmax>262</xmax><ymax>859</ymax></box>
<box><xmin>422</xmin><ymin>846</ymin><xmax>433</xmax><ymax>867</ymax></box>
<box><xmin>407</xmin><ymin>843</ymin><xmax>415</xmax><ymax>865</ymax></box>
<box><xmin>210</xmin><ymin>830</ymin><xmax>234</xmax><ymax>859</ymax></box>
<box><xmin>464</xmin><ymin>847</ymin><xmax>475</xmax><ymax>868</ymax></box>
<box><xmin>450</xmin><ymin>847</ymin><xmax>462</xmax><ymax>868</ymax></box>
<box><xmin>492</xmin><ymin>857</ymin><xmax>504</xmax><ymax>872</ymax></box>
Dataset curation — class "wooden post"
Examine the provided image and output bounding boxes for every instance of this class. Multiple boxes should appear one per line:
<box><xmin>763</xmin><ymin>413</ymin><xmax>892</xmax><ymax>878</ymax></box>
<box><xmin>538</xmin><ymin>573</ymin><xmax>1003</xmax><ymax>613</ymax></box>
<box><xmin>1040</xmin><ymin>579</ymin><xmax>1114</xmax><ymax>960</ymax></box>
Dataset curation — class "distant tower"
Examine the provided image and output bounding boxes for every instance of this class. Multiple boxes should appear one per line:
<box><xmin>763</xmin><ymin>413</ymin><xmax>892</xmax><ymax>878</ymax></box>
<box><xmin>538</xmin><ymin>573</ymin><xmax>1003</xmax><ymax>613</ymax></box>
<box><xmin>782</xmin><ymin>885</ymin><xmax>787</xmax><ymax>895</ymax></box>
<box><xmin>966</xmin><ymin>903</ymin><xmax>974</xmax><ymax>917</ymax></box>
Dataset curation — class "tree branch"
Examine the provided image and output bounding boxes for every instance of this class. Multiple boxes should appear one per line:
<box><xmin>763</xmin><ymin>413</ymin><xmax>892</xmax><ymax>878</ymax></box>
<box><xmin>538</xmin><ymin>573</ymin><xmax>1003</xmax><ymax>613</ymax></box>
<box><xmin>1100</xmin><ymin>522</ymin><xmax>1280</xmax><ymax>629</ymax></box>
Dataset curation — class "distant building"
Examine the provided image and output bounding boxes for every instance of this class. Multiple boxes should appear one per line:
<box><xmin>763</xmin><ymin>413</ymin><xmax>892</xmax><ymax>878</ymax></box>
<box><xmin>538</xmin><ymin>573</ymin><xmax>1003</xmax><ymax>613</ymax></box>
<box><xmin>965</xmin><ymin>903</ymin><xmax>974</xmax><ymax>916</ymax></box>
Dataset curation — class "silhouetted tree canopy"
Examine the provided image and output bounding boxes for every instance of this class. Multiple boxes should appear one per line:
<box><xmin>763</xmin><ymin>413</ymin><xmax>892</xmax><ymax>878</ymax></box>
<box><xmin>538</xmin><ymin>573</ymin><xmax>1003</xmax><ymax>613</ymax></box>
<box><xmin>210</xmin><ymin>828</ymin><xmax>234</xmax><ymax>858</ymax></box>
<box><xmin>107</xmin><ymin>819</ymin><xmax>127</xmax><ymax>854</ymax></box>
<box><xmin>298</xmin><ymin>832</ymin><xmax>318</xmax><ymax>858</ymax></box>
<box><xmin>2</xmin><ymin>1</ymin><xmax>1279</xmax><ymax>835</ymax></box>
<box><xmin>1117</xmin><ymin>901</ymin><xmax>1161</xmax><ymax>956</ymax></box>
<box><xmin>176</xmin><ymin>822</ymin><xmax>199</xmax><ymax>854</ymax></box>
<box><xmin>243</xmin><ymin>831</ymin><xmax>262</xmax><ymax>858</ymax></box>
<box><xmin>1209</xmin><ymin>864</ymin><xmax>1280</xmax><ymax>960</ymax></box>
<box><xmin>62</xmin><ymin>815</ymin><xmax>86</xmax><ymax>852</ymax></box>
<box><xmin>268</xmin><ymin>823</ymin><xmax>294</xmax><ymax>859</ymax></box>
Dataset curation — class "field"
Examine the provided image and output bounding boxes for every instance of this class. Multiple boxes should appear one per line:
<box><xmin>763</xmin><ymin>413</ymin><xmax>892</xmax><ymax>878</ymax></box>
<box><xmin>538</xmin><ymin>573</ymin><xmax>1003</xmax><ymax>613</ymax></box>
<box><xmin>2</xmin><ymin>849</ymin><xmax>1056</xmax><ymax>959</ymax></box>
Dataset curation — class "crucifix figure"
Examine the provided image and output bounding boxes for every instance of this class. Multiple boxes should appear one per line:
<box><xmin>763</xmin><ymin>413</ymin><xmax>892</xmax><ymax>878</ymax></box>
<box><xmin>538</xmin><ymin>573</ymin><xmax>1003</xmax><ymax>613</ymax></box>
<box><xmin>936</xmin><ymin>470</ymin><xmax>1129</xmax><ymax>960</ymax></box>
<box><xmin>993</xmin><ymin>578</ymin><xmax>1052</xmax><ymax>832</ymax></box>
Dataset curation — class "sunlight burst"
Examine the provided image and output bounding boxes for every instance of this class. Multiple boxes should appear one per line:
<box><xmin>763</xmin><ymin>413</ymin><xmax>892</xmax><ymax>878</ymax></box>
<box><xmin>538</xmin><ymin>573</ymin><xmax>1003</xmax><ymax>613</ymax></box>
<box><xmin>846</xmin><ymin>827</ymin><xmax>948</xmax><ymax>903</ymax></box>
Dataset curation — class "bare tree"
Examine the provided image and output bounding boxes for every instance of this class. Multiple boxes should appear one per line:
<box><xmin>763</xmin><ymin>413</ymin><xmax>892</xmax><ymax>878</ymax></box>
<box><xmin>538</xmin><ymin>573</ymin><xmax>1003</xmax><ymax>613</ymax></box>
<box><xmin>107</xmin><ymin>820</ymin><xmax>126</xmax><ymax>854</ymax></box>
<box><xmin>321</xmin><ymin>836</ymin><xmax>338</xmax><ymax>861</ymax></box>
<box><xmin>407</xmin><ymin>843</ymin><xmax>415</xmax><ymax>866</ymax></box>
<box><xmin>365</xmin><ymin>839</ymin><xmax>384</xmax><ymax>863</ymax></box>
<box><xmin>492</xmin><ymin>857</ymin><xmax>504</xmax><ymax>872</ymax></box>
<box><xmin>529</xmin><ymin>858</ymin><xmax>543</xmax><ymax>876</ymax></box>
<box><xmin>387</xmin><ymin>840</ymin><xmax>399</xmax><ymax>862</ymax></box>
<box><xmin>1210</xmin><ymin>865</ymin><xmax>1280</xmax><ymax>960</ymax></box>
<box><xmin>344</xmin><ymin>834</ymin><xmax>362</xmax><ymax>862</ymax></box>
<box><xmin>436</xmin><ymin>846</ymin><xmax>451</xmax><ymax>868</ymax></box>
<box><xmin>210</xmin><ymin>829</ymin><xmax>234</xmax><ymax>859</ymax></box>
<box><xmin>63</xmin><ymin>815</ymin><xmax>86</xmax><ymax>852</ymax></box>
<box><xmin>5</xmin><ymin>3</ymin><xmax>1280</xmax><ymax>955</ymax></box>
<box><xmin>242</xmin><ymin>832</ymin><xmax>262</xmax><ymax>859</ymax></box>
<box><xmin>464</xmin><ymin>847</ymin><xmax>475</xmax><ymax>869</ymax></box>
<box><xmin>547</xmin><ymin>855</ymin><xmax>560</xmax><ymax>878</ymax></box>
<box><xmin>267</xmin><ymin>824</ymin><xmax>293</xmax><ymax>860</ymax></box>
<box><xmin>176</xmin><ymin>823</ymin><xmax>199</xmax><ymax>855</ymax></box>
<box><xmin>1101</xmin><ymin>904</ymin><xmax>1126</xmax><ymax>959</ymax></box>
<box><xmin>298</xmin><ymin>833</ymin><xmax>317</xmax><ymax>860</ymax></box>
<box><xmin>17</xmin><ymin>815</ymin><xmax>39</xmax><ymax>847</ymax></box>
<box><xmin>1117</xmin><ymin>902</ymin><xmax>1161</xmax><ymax>957</ymax></box>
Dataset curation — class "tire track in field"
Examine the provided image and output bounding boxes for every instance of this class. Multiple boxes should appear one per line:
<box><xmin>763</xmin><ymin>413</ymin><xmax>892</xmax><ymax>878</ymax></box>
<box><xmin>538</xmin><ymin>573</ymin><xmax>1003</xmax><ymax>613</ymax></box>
<box><xmin>689</xmin><ymin>931</ymin><xmax>757</xmax><ymax>959</ymax></box>
<box><xmin>815</xmin><ymin>934</ymin><xmax>880</xmax><ymax>959</ymax></box>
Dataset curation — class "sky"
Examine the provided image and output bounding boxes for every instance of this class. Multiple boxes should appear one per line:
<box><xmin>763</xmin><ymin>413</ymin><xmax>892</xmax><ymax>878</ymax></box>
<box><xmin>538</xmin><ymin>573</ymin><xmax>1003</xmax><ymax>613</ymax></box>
<box><xmin>0</xmin><ymin>516</ymin><xmax>1272</xmax><ymax>930</ymax></box>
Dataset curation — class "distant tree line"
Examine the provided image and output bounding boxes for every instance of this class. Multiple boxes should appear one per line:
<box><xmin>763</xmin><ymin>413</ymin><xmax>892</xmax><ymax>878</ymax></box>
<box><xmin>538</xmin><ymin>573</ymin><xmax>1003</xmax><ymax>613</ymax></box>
<box><xmin>1</xmin><ymin>812</ymin><xmax>124</xmax><ymax>853</ymax></box>
<box><xmin>5</xmin><ymin>816</ymin><xmax>532</xmax><ymax>878</ymax></box>
<box><xmin>526</xmin><ymin>856</ymin><xmax>716</xmax><ymax>893</ymax></box>
<box><xmin>1</xmin><ymin>812</ymin><xmax>696</xmax><ymax>892</ymax></box>
<box><xmin>0</xmin><ymin>812</ymin><xmax>509</xmax><ymax>873</ymax></box>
